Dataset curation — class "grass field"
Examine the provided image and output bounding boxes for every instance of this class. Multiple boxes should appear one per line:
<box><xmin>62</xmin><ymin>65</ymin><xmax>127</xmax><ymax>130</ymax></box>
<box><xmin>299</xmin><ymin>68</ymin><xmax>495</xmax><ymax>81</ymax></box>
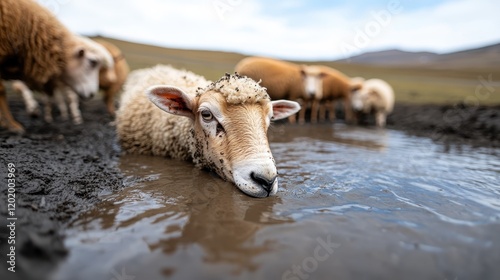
<box><xmin>98</xmin><ymin>36</ymin><xmax>500</xmax><ymax>106</ymax></box>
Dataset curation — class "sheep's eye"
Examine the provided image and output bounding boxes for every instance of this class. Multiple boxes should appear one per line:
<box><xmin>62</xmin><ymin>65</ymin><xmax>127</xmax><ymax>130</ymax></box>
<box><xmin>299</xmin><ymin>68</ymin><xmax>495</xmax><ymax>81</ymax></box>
<box><xmin>200</xmin><ymin>110</ymin><xmax>213</xmax><ymax>122</ymax></box>
<box><xmin>89</xmin><ymin>59</ymin><xmax>98</xmax><ymax>69</ymax></box>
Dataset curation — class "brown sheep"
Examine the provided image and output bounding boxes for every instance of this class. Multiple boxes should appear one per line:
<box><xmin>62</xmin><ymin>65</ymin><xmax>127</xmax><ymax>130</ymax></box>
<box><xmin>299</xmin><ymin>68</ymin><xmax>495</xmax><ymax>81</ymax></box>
<box><xmin>11</xmin><ymin>39</ymin><xmax>125</xmax><ymax>124</ymax></box>
<box><xmin>93</xmin><ymin>39</ymin><xmax>130</xmax><ymax>115</ymax></box>
<box><xmin>235</xmin><ymin>57</ymin><xmax>322</xmax><ymax>124</ymax></box>
<box><xmin>311</xmin><ymin>66</ymin><xmax>360</xmax><ymax>123</ymax></box>
<box><xmin>0</xmin><ymin>0</ymin><xmax>101</xmax><ymax>132</ymax></box>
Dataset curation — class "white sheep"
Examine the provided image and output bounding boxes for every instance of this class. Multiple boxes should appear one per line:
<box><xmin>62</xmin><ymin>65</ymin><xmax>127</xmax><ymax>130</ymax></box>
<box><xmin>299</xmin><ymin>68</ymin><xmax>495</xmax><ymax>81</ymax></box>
<box><xmin>116</xmin><ymin>65</ymin><xmax>300</xmax><ymax>198</ymax></box>
<box><xmin>0</xmin><ymin>0</ymin><xmax>104</xmax><ymax>132</ymax></box>
<box><xmin>351</xmin><ymin>78</ymin><xmax>395</xmax><ymax>127</ymax></box>
<box><xmin>11</xmin><ymin>37</ymin><xmax>116</xmax><ymax>124</ymax></box>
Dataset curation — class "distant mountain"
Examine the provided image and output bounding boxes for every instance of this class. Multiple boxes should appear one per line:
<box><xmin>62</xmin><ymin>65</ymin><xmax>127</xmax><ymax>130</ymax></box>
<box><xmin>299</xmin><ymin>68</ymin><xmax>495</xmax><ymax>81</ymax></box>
<box><xmin>337</xmin><ymin>49</ymin><xmax>438</xmax><ymax>66</ymax></box>
<box><xmin>336</xmin><ymin>43</ymin><xmax>500</xmax><ymax>70</ymax></box>
<box><xmin>433</xmin><ymin>43</ymin><xmax>500</xmax><ymax>69</ymax></box>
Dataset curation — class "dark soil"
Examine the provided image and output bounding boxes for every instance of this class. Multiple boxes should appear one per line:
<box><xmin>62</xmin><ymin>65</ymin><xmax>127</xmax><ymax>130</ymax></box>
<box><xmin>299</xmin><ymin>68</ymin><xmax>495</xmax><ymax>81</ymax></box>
<box><xmin>0</xmin><ymin>97</ymin><xmax>123</xmax><ymax>280</ymax></box>
<box><xmin>0</xmin><ymin>95</ymin><xmax>498</xmax><ymax>280</ymax></box>
<box><xmin>387</xmin><ymin>103</ymin><xmax>500</xmax><ymax>147</ymax></box>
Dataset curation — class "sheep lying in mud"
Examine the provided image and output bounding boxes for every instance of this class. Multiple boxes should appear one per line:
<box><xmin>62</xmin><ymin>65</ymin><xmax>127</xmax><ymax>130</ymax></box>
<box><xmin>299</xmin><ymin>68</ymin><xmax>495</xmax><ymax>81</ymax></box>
<box><xmin>0</xmin><ymin>0</ymin><xmax>102</xmax><ymax>132</ymax></box>
<box><xmin>116</xmin><ymin>65</ymin><xmax>300</xmax><ymax>197</ymax></box>
<box><xmin>11</xmin><ymin>39</ymin><xmax>122</xmax><ymax>124</ymax></box>
<box><xmin>235</xmin><ymin>56</ymin><xmax>322</xmax><ymax>124</ymax></box>
<box><xmin>351</xmin><ymin>78</ymin><xmax>395</xmax><ymax>127</ymax></box>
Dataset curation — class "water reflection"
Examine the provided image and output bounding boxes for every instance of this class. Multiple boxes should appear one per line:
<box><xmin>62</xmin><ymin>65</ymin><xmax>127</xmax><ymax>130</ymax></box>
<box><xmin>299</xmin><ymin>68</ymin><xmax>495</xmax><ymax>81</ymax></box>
<box><xmin>55</xmin><ymin>126</ymin><xmax>500</xmax><ymax>280</ymax></box>
<box><xmin>58</xmin><ymin>155</ymin><xmax>291</xmax><ymax>279</ymax></box>
<box><xmin>269</xmin><ymin>123</ymin><xmax>387</xmax><ymax>151</ymax></box>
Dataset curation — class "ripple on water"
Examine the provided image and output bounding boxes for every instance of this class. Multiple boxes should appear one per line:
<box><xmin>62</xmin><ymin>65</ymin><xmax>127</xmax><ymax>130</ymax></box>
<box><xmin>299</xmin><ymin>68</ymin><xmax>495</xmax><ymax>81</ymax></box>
<box><xmin>55</xmin><ymin>124</ymin><xmax>500</xmax><ymax>280</ymax></box>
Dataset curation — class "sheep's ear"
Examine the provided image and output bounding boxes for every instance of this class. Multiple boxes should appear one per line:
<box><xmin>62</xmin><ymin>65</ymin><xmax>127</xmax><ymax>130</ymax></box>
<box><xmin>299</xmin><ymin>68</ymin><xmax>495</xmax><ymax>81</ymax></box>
<box><xmin>350</xmin><ymin>79</ymin><xmax>364</xmax><ymax>92</ymax></box>
<box><xmin>299</xmin><ymin>66</ymin><xmax>307</xmax><ymax>77</ymax></box>
<box><xmin>350</xmin><ymin>83</ymin><xmax>362</xmax><ymax>92</ymax></box>
<box><xmin>147</xmin><ymin>85</ymin><xmax>195</xmax><ymax>120</ymax></box>
<box><xmin>270</xmin><ymin>100</ymin><xmax>301</xmax><ymax>120</ymax></box>
<box><xmin>369</xmin><ymin>89</ymin><xmax>380</xmax><ymax>97</ymax></box>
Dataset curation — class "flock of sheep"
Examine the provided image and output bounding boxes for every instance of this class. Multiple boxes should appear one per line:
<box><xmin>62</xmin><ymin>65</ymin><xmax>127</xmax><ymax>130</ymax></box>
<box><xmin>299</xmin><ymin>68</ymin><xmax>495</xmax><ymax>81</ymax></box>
<box><xmin>235</xmin><ymin>57</ymin><xmax>395</xmax><ymax>127</ymax></box>
<box><xmin>0</xmin><ymin>0</ymin><xmax>395</xmax><ymax>197</ymax></box>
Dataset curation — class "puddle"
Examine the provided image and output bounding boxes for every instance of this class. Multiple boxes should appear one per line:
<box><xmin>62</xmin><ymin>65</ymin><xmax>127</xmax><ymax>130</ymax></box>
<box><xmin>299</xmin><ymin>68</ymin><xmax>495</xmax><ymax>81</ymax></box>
<box><xmin>54</xmin><ymin>124</ymin><xmax>500</xmax><ymax>280</ymax></box>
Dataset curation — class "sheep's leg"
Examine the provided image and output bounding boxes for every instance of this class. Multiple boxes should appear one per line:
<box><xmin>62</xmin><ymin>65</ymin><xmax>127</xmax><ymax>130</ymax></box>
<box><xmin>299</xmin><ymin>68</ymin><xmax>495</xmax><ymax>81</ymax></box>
<box><xmin>0</xmin><ymin>83</ymin><xmax>24</xmax><ymax>133</ymax></box>
<box><xmin>23</xmin><ymin>92</ymin><xmax>41</xmax><ymax>117</ymax></box>
<box><xmin>318</xmin><ymin>102</ymin><xmax>326</xmax><ymax>122</ymax></box>
<box><xmin>310</xmin><ymin>99</ymin><xmax>320</xmax><ymax>124</ymax></box>
<box><xmin>42</xmin><ymin>94</ymin><xmax>53</xmax><ymax>123</ymax></box>
<box><xmin>13</xmin><ymin>81</ymin><xmax>41</xmax><ymax>117</ymax></box>
<box><xmin>298</xmin><ymin>100</ymin><xmax>307</xmax><ymax>125</ymax></box>
<box><xmin>289</xmin><ymin>99</ymin><xmax>303</xmax><ymax>124</ymax></box>
<box><xmin>54</xmin><ymin>89</ymin><xmax>69</xmax><ymax>121</ymax></box>
<box><xmin>67</xmin><ymin>89</ymin><xmax>82</xmax><ymax>124</ymax></box>
<box><xmin>375</xmin><ymin>111</ymin><xmax>386</xmax><ymax>127</ymax></box>
<box><xmin>104</xmin><ymin>85</ymin><xmax>120</xmax><ymax>116</ymax></box>
<box><xmin>104</xmin><ymin>89</ymin><xmax>115</xmax><ymax>115</ymax></box>
<box><xmin>343</xmin><ymin>96</ymin><xmax>354</xmax><ymax>123</ymax></box>
<box><xmin>329</xmin><ymin>100</ymin><xmax>336</xmax><ymax>122</ymax></box>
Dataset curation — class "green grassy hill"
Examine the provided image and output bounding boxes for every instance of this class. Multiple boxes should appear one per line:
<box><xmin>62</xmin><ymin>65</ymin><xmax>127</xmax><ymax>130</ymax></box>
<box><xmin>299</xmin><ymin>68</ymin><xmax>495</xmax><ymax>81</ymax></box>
<box><xmin>96</xmin><ymin>36</ymin><xmax>500</xmax><ymax>105</ymax></box>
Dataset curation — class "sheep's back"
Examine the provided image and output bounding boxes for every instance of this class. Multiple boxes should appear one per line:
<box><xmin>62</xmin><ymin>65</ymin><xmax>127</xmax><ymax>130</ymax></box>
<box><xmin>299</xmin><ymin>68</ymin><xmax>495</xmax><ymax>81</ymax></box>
<box><xmin>0</xmin><ymin>0</ymin><xmax>68</xmax><ymax>87</ymax></box>
<box><xmin>364</xmin><ymin>79</ymin><xmax>395</xmax><ymax>113</ymax></box>
<box><xmin>319</xmin><ymin>66</ymin><xmax>352</xmax><ymax>100</ymax></box>
<box><xmin>95</xmin><ymin>39</ymin><xmax>130</xmax><ymax>88</ymax></box>
<box><xmin>116</xmin><ymin>65</ymin><xmax>210</xmax><ymax>159</ymax></box>
<box><xmin>235</xmin><ymin>57</ymin><xmax>302</xmax><ymax>100</ymax></box>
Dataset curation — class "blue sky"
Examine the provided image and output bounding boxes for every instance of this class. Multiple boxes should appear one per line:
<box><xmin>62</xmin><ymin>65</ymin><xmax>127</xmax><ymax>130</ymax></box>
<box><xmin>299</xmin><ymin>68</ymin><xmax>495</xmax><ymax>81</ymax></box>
<box><xmin>39</xmin><ymin>0</ymin><xmax>500</xmax><ymax>60</ymax></box>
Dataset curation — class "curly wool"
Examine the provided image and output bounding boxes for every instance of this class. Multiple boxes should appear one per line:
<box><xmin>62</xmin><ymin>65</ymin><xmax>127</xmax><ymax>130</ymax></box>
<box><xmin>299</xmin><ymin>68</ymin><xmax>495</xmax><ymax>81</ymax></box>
<box><xmin>199</xmin><ymin>73</ymin><xmax>270</xmax><ymax>105</ymax></box>
<box><xmin>116</xmin><ymin>65</ymin><xmax>211</xmax><ymax>160</ymax></box>
<box><xmin>0</xmin><ymin>0</ymin><xmax>76</xmax><ymax>89</ymax></box>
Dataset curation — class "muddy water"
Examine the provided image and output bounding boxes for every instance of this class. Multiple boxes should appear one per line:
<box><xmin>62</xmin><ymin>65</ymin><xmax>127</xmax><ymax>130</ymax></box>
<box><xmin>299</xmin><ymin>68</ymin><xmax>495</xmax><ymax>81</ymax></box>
<box><xmin>54</xmin><ymin>124</ymin><xmax>500</xmax><ymax>280</ymax></box>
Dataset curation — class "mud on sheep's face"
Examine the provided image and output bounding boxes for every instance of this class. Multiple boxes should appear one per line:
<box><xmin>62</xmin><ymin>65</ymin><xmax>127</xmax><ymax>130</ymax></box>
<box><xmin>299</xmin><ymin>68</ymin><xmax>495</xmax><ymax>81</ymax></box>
<box><xmin>147</xmin><ymin>85</ymin><xmax>300</xmax><ymax>198</ymax></box>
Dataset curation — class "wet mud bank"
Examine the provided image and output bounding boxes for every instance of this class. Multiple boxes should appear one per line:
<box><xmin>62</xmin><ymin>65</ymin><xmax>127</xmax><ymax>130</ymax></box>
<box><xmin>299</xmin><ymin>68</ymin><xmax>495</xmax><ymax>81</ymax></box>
<box><xmin>0</xmin><ymin>97</ymin><xmax>499</xmax><ymax>279</ymax></box>
<box><xmin>387</xmin><ymin>103</ymin><xmax>500</xmax><ymax>147</ymax></box>
<box><xmin>0</xmin><ymin>98</ymin><xmax>123</xmax><ymax>280</ymax></box>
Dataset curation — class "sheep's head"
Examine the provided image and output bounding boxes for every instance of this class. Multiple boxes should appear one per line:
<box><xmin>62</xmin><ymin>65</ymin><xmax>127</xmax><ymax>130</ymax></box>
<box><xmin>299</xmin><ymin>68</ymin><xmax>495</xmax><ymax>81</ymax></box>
<box><xmin>63</xmin><ymin>37</ymin><xmax>114</xmax><ymax>100</ymax></box>
<box><xmin>300</xmin><ymin>65</ymin><xmax>325</xmax><ymax>100</ymax></box>
<box><xmin>352</xmin><ymin>85</ymin><xmax>379</xmax><ymax>113</ymax></box>
<box><xmin>147</xmin><ymin>74</ymin><xmax>300</xmax><ymax>198</ymax></box>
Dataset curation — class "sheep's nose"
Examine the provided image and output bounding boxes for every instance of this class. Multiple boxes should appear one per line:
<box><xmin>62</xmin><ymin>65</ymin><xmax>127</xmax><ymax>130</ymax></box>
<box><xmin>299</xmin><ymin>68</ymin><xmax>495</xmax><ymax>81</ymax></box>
<box><xmin>80</xmin><ymin>92</ymin><xmax>95</xmax><ymax>100</ymax></box>
<box><xmin>251</xmin><ymin>172</ymin><xmax>277</xmax><ymax>193</ymax></box>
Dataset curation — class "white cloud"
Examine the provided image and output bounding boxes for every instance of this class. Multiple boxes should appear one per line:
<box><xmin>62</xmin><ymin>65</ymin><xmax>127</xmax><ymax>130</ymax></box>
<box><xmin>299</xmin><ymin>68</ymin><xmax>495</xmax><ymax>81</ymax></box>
<box><xmin>38</xmin><ymin>0</ymin><xmax>500</xmax><ymax>60</ymax></box>
<box><xmin>334</xmin><ymin>0</ymin><xmax>500</xmax><ymax>57</ymax></box>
